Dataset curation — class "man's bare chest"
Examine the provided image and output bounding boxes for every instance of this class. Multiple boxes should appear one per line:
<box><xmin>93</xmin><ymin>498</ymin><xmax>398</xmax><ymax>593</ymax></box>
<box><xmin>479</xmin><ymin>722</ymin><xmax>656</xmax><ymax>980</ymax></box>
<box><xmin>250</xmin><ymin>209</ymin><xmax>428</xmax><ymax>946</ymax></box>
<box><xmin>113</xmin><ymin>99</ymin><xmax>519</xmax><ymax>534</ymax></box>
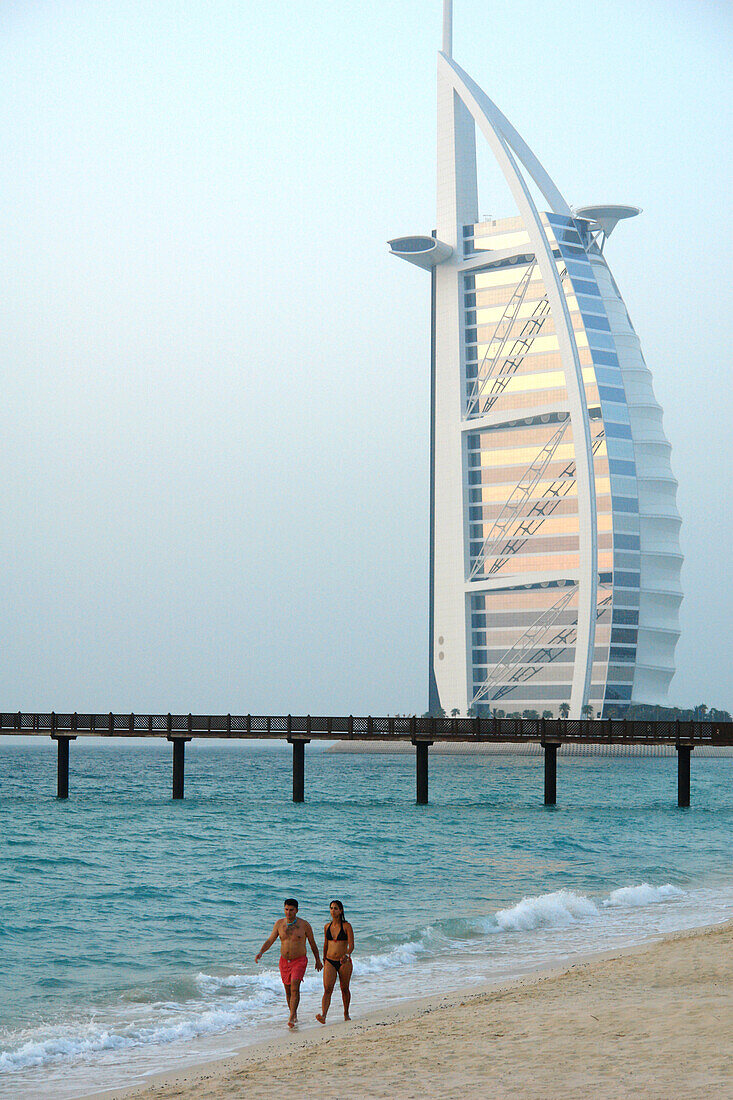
<box><xmin>281</xmin><ymin>923</ymin><xmax>305</xmax><ymax>946</ymax></box>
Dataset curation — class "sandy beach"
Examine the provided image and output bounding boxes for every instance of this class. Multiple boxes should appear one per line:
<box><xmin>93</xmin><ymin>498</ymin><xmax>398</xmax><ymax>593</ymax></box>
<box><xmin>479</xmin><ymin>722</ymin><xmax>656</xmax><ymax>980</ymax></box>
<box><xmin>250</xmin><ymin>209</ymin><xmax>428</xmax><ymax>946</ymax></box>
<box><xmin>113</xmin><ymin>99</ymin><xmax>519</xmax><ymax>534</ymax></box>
<box><xmin>87</xmin><ymin>920</ymin><xmax>733</xmax><ymax>1100</ymax></box>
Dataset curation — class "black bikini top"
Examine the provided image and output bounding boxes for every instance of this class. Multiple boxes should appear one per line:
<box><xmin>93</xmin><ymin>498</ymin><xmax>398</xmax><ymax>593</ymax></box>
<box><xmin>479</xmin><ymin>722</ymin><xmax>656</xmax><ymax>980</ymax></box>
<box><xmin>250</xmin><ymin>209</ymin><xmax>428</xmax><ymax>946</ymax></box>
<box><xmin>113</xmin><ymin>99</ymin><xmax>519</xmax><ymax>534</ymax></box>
<box><xmin>326</xmin><ymin>921</ymin><xmax>348</xmax><ymax>942</ymax></box>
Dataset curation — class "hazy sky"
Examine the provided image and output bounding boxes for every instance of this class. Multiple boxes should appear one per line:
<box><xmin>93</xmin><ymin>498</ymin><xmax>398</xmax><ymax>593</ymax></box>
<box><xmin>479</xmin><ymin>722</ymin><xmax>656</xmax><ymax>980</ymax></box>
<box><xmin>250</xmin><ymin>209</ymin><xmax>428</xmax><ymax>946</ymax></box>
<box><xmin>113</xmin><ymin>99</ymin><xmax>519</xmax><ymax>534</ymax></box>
<box><xmin>1</xmin><ymin>0</ymin><xmax>731</xmax><ymax>714</ymax></box>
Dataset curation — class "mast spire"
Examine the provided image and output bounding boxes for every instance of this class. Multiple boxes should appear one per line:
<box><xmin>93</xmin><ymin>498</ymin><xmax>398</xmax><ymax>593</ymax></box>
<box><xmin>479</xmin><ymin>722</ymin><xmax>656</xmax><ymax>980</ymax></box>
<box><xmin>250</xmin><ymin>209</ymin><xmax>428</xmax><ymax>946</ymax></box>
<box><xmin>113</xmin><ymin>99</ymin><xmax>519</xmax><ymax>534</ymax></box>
<box><xmin>442</xmin><ymin>0</ymin><xmax>453</xmax><ymax>57</ymax></box>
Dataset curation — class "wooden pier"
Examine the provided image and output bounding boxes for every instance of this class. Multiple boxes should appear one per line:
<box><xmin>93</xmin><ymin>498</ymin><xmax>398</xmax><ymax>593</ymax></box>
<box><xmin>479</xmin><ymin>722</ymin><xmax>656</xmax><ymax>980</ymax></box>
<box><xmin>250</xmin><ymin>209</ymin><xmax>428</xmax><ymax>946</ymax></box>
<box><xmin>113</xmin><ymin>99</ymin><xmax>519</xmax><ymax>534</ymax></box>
<box><xmin>1</xmin><ymin>712</ymin><xmax>731</xmax><ymax>807</ymax></box>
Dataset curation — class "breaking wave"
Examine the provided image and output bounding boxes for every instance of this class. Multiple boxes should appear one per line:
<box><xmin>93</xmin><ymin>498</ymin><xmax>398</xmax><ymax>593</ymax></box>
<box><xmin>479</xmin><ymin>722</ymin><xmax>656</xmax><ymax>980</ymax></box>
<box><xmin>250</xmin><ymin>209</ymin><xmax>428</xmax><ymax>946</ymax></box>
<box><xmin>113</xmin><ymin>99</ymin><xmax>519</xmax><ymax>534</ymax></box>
<box><xmin>494</xmin><ymin>889</ymin><xmax>599</xmax><ymax>931</ymax></box>
<box><xmin>479</xmin><ymin>882</ymin><xmax>688</xmax><ymax>934</ymax></box>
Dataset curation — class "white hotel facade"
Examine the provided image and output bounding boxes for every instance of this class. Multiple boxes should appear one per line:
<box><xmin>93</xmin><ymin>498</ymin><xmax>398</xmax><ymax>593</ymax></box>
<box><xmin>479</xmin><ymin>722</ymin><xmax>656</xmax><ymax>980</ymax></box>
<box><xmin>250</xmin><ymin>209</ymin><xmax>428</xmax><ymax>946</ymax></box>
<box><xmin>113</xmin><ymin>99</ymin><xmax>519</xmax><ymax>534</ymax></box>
<box><xmin>390</xmin><ymin>2</ymin><xmax>682</xmax><ymax>719</ymax></box>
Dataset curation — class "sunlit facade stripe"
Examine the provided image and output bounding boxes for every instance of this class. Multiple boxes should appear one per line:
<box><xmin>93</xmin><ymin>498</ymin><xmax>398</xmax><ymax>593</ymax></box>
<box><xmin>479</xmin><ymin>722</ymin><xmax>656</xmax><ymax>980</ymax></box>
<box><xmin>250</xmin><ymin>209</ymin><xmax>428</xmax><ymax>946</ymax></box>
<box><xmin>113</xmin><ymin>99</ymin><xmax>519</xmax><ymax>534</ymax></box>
<box><xmin>389</xmin><ymin>4</ymin><xmax>682</xmax><ymax>717</ymax></box>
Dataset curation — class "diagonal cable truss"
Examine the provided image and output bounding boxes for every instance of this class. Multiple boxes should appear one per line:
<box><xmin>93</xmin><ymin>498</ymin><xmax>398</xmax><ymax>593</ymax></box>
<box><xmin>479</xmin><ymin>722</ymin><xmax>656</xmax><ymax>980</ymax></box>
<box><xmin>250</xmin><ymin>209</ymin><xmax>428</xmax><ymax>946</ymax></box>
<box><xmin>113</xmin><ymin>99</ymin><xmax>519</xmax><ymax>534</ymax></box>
<box><xmin>484</xmin><ymin>430</ymin><xmax>606</xmax><ymax>577</ymax></box>
<box><xmin>485</xmin><ymin>477</ymin><xmax>576</xmax><ymax>576</ymax></box>
<box><xmin>468</xmin><ymin>418</ymin><xmax>571</xmax><ymax>580</ymax></box>
<box><xmin>480</xmin><ymin>297</ymin><xmax>551</xmax><ymax>412</ymax></box>
<box><xmin>472</xmin><ymin>590</ymin><xmax>613</xmax><ymax>706</ymax></box>
<box><xmin>492</xmin><ymin>592</ymin><xmax>613</xmax><ymax>701</ymax></box>
<box><xmin>465</xmin><ymin>266</ymin><xmax>569</xmax><ymax>420</ymax></box>
<box><xmin>471</xmin><ymin>584</ymin><xmax>577</xmax><ymax>705</ymax></box>
<box><xmin>466</xmin><ymin>259</ymin><xmax>537</xmax><ymax>417</ymax></box>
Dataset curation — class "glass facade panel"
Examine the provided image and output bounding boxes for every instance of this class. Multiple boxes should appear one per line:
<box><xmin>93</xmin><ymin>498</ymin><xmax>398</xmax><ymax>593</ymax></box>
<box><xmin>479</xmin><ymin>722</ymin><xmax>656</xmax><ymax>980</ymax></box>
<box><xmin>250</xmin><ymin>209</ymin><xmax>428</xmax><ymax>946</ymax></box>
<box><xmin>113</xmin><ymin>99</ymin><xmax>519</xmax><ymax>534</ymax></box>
<box><xmin>461</xmin><ymin>212</ymin><xmax>641</xmax><ymax>716</ymax></box>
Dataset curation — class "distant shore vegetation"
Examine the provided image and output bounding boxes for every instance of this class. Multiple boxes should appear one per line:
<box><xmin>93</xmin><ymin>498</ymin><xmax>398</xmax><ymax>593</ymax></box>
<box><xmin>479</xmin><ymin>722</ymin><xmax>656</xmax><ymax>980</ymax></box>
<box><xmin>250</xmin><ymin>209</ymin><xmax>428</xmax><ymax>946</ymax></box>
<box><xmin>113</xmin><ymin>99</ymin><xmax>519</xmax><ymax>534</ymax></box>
<box><xmin>419</xmin><ymin>703</ymin><xmax>731</xmax><ymax>722</ymax></box>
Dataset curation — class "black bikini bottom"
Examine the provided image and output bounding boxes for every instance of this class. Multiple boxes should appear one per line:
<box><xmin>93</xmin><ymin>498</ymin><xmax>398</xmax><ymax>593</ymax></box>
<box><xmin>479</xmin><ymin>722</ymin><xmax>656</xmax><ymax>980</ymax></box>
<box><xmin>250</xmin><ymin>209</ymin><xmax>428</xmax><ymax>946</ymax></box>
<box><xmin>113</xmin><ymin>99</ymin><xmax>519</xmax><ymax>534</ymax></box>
<box><xmin>326</xmin><ymin>956</ymin><xmax>348</xmax><ymax>972</ymax></box>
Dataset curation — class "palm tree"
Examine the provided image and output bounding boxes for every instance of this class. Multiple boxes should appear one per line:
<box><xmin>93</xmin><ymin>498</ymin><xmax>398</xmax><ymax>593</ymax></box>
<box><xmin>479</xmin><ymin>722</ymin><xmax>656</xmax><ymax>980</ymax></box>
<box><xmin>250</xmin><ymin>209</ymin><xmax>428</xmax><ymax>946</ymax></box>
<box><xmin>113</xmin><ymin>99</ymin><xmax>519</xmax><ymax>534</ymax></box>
<box><xmin>542</xmin><ymin>710</ymin><xmax>553</xmax><ymax>720</ymax></box>
<box><xmin>581</xmin><ymin>704</ymin><xmax>594</xmax><ymax>719</ymax></box>
<box><xmin>559</xmin><ymin>702</ymin><xmax>571</xmax><ymax>718</ymax></box>
<box><xmin>451</xmin><ymin>708</ymin><xmax>460</xmax><ymax>717</ymax></box>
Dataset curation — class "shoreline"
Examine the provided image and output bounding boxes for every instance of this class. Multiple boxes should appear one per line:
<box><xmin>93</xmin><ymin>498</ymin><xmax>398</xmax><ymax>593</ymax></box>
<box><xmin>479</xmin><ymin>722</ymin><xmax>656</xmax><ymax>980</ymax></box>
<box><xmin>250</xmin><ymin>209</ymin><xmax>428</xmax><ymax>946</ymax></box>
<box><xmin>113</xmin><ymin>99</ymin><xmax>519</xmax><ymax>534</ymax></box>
<box><xmin>329</xmin><ymin>740</ymin><xmax>733</xmax><ymax>756</ymax></box>
<box><xmin>83</xmin><ymin>917</ymin><xmax>733</xmax><ymax>1100</ymax></box>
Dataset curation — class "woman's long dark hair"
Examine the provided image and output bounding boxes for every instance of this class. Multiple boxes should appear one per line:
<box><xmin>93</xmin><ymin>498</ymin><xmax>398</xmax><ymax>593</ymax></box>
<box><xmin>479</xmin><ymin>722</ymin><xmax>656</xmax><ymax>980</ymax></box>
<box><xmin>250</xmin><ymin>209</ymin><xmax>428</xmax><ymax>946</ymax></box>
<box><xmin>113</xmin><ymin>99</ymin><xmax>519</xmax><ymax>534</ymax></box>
<box><xmin>330</xmin><ymin>899</ymin><xmax>345</xmax><ymax>922</ymax></box>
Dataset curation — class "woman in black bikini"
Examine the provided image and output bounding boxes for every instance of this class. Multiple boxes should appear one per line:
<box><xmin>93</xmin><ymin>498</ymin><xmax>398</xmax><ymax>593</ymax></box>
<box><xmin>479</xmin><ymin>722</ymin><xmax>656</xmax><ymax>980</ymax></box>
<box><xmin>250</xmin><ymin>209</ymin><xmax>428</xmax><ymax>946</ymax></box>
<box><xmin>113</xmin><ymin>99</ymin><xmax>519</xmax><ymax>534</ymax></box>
<box><xmin>316</xmin><ymin>899</ymin><xmax>354</xmax><ymax>1023</ymax></box>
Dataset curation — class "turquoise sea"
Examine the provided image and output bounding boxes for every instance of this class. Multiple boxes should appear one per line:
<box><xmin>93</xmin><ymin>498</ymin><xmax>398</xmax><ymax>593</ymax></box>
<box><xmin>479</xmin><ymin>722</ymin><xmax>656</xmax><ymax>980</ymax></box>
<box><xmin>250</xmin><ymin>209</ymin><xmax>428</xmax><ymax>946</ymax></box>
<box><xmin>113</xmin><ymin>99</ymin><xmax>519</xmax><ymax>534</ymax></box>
<box><xmin>1</xmin><ymin>738</ymin><xmax>732</xmax><ymax>1098</ymax></box>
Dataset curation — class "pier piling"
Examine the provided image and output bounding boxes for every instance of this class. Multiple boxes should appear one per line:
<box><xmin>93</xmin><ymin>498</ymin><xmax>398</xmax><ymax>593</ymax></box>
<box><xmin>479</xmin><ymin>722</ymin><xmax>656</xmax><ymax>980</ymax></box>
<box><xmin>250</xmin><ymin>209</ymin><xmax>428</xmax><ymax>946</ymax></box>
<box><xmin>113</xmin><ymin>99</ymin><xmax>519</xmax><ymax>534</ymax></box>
<box><xmin>413</xmin><ymin>739</ymin><xmax>432</xmax><ymax>804</ymax></box>
<box><xmin>52</xmin><ymin>735</ymin><xmax>76</xmax><ymax>799</ymax></box>
<box><xmin>676</xmin><ymin>743</ymin><xmax>693</xmax><ymax>807</ymax></box>
<box><xmin>168</xmin><ymin>736</ymin><xmax>191</xmax><ymax>799</ymax></box>
<box><xmin>289</xmin><ymin>738</ymin><xmax>309</xmax><ymax>802</ymax></box>
<box><xmin>543</xmin><ymin>740</ymin><xmax>559</xmax><ymax>805</ymax></box>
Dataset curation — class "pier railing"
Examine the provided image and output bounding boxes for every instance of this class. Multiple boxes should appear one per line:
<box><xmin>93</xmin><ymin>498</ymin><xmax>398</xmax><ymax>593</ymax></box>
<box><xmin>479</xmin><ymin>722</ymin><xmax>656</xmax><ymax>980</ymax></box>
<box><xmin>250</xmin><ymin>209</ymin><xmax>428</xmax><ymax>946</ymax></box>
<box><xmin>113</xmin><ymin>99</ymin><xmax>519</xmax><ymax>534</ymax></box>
<box><xmin>1</xmin><ymin>712</ymin><xmax>731</xmax><ymax>807</ymax></box>
<box><xmin>1</xmin><ymin>711</ymin><xmax>732</xmax><ymax>743</ymax></box>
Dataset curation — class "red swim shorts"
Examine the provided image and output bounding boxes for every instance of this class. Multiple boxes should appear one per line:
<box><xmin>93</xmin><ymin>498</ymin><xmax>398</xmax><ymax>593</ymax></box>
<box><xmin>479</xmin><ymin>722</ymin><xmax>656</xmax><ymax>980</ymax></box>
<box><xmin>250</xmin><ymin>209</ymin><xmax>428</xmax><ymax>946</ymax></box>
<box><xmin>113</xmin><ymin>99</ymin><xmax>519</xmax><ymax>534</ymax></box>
<box><xmin>279</xmin><ymin>955</ymin><xmax>308</xmax><ymax>985</ymax></box>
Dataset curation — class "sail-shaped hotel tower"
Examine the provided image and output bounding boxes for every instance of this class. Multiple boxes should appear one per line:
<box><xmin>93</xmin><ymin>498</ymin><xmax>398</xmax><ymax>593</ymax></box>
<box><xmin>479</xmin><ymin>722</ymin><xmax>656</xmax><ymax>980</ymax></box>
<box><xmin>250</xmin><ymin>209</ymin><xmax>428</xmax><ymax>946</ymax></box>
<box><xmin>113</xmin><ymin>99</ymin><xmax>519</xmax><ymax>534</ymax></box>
<box><xmin>389</xmin><ymin>2</ymin><xmax>682</xmax><ymax>718</ymax></box>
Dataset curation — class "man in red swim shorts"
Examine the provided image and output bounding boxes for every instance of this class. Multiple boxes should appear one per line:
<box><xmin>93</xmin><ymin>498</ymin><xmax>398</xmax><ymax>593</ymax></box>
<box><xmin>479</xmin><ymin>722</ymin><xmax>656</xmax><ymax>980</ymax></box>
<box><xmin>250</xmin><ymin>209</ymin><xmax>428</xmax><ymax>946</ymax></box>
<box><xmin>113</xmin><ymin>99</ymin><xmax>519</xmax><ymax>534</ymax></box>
<box><xmin>255</xmin><ymin>899</ymin><xmax>322</xmax><ymax>1028</ymax></box>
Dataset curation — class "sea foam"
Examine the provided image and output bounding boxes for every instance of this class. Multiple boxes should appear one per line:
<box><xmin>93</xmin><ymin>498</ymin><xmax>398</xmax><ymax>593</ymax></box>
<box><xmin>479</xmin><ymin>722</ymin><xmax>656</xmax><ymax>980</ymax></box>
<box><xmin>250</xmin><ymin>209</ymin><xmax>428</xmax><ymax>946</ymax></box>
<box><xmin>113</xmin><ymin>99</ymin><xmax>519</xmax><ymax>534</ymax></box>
<box><xmin>0</xmin><ymin>996</ymin><xmax>270</xmax><ymax>1073</ymax></box>
<box><xmin>603</xmin><ymin>883</ymin><xmax>686</xmax><ymax>907</ymax></box>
